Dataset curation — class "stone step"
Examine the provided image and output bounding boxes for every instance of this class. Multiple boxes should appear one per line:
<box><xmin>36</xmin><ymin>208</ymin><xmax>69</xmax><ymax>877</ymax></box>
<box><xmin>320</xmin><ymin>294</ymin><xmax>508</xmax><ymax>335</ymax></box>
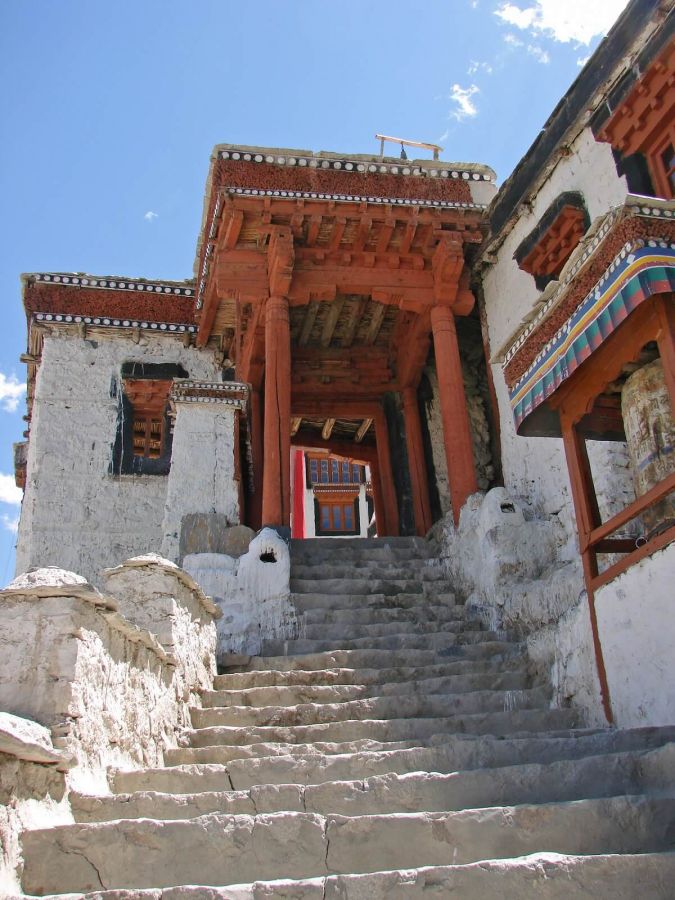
<box><xmin>22</xmin><ymin>795</ymin><xmax>675</xmax><ymax>894</ymax></box>
<box><xmin>113</xmin><ymin>726</ymin><xmax>675</xmax><ymax>793</ymax></box>
<box><xmin>291</xmin><ymin>564</ymin><xmax>448</xmax><ymax>581</ymax></box>
<box><xmin>74</xmin><ymin>744</ymin><xmax>675</xmax><ymax>823</ymax></box>
<box><xmin>213</xmin><ymin>656</ymin><xmax>527</xmax><ymax>691</ymax></box>
<box><xmin>39</xmin><ymin>853</ymin><xmax>674</xmax><ymax>899</ymax></box>
<box><xmin>185</xmin><ymin>707</ymin><xmax>579</xmax><ymax>749</ymax></box>
<box><xmin>290</xmin><ymin>591</ymin><xmax>456</xmax><ymax>611</ymax></box>
<box><xmin>226</xmin><ymin>642</ymin><xmax>525</xmax><ymax>673</ymax></box>
<box><xmin>163</xmin><ymin>737</ymin><xmax>427</xmax><ymax>766</ymax></box>
<box><xmin>290</xmin><ymin>577</ymin><xmax>455</xmax><ymax>595</ymax></box>
<box><xmin>260</xmin><ymin>629</ymin><xmax>511</xmax><ymax>657</ymax></box>
<box><xmin>295</xmin><ymin>616</ymin><xmax>471</xmax><ymax>641</ymax></box>
<box><xmin>298</xmin><ymin>603</ymin><xmax>467</xmax><ymax>626</ymax></box>
<box><xmin>290</xmin><ymin>536</ymin><xmax>431</xmax><ymax>552</ymax></box>
<box><xmin>202</xmin><ymin>669</ymin><xmax>532</xmax><ymax>708</ymax></box>
<box><xmin>191</xmin><ymin>686</ymin><xmax>550</xmax><ymax>729</ymax></box>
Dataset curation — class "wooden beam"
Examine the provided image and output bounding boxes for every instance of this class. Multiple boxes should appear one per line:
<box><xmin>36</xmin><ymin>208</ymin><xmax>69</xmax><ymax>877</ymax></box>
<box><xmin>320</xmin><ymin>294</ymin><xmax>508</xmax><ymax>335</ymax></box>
<box><xmin>399</xmin><ymin>218</ymin><xmax>418</xmax><ymax>255</ymax></box>
<box><xmin>222</xmin><ymin>209</ymin><xmax>244</xmax><ymax>250</ymax></box>
<box><xmin>354</xmin><ymin>418</ymin><xmax>373</xmax><ymax>443</ymax></box>
<box><xmin>321</xmin><ymin>296</ymin><xmax>346</xmax><ymax>348</ymax></box>
<box><xmin>376</xmin><ymin>218</ymin><xmax>396</xmax><ymax>254</ymax></box>
<box><xmin>291</xmin><ymin>416</ymin><xmax>303</xmax><ymax>437</ymax></box>
<box><xmin>341</xmin><ymin>296</ymin><xmax>368</xmax><ymax>348</ymax></box>
<box><xmin>306</xmin><ymin>215</ymin><xmax>322</xmax><ymax>247</ymax></box>
<box><xmin>364</xmin><ymin>302</ymin><xmax>387</xmax><ymax>345</ymax></box>
<box><xmin>329</xmin><ymin>217</ymin><xmax>347</xmax><ymax>252</ymax></box>
<box><xmin>321</xmin><ymin>418</ymin><xmax>336</xmax><ymax>440</ymax></box>
<box><xmin>298</xmin><ymin>301</ymin><xmax>319</xmax><ymax>346</ymax></box>
<box><xmin>354</xmin><ymin>217</ymin><xmax>372</xmax><ymax>251</ymax></box>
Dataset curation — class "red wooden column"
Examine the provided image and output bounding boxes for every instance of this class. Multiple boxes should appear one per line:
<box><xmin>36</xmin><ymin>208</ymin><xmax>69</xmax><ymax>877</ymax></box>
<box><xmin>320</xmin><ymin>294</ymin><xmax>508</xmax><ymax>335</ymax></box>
<box><xmin>374</xmin><ymin>411</ymin><xmax>399</xmax><ymax>536</ymax></box>
<box><xmin>291</xmin><ymin>449</ymin><xmax>306</xmax><ymax>538</ymax></box>
<box><xmin>248</xmin><ymin>389</ymin><xmax>263</xmax><ymax>531</ymax></box>
<box><xmin>369</xmin><ymin>459</ymin><xmax>387</xmax><ymax>537</ymax></box>
<box><xmin>430</xmin><ymin>305</ymin><xmax>478</xmax><ymax>525</ymax></box>
<box><xmin>262</xmin><ymin>295</ymin><xmax>291</xmax><ymax>528</ymax></box>
<box><xmin>402</xmin><ymin>387</ymin><xmax>432</xmax><ymax>535</ymax></box>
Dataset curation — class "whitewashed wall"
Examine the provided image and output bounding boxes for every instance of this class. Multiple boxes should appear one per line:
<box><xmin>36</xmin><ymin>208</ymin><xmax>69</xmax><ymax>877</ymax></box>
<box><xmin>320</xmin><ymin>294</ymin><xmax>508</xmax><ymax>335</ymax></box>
<box><xmin>15</xmin><ymin>331</ymin><xmax>219</xmax><ymax>585</ymax></box>
<box><xmin>482</xmin><ymin>128</ymin><xmax>631</xmax><ymax>540</ymax></box>
<box><xmin>596</xmin><ymin>543</ymin><xmax>675</xmax><ymax>728</ymax></box>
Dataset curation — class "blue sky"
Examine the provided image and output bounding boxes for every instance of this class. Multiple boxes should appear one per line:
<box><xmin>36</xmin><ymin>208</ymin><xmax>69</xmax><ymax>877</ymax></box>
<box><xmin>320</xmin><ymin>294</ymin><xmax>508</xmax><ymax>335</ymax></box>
<box><xmin>0</xmin><ymin>0</ymin><xmax>628</xmax><ymax>584</ymax></box>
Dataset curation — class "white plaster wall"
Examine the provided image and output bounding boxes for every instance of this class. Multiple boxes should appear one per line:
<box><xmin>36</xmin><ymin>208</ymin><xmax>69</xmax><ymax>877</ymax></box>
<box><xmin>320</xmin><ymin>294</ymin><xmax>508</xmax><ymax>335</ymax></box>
<box><xmin>161</xmin><ymin>403</ymin><xmax>240</xmax><ymax>562</ymax></box>
<box><xmin>484</xmin><ymin>130</ymin><xmax>628</xmax><ymax>354</ymax></box>
<box><xmin>15</xmin><ymin>332</ymin><xmax>219</xmax><ymax>586</ymax></box>
<box><xmin>481</xmin><ymin>130</ymin><xmax>632</xmax><ymax>548</ymax></box>
<box><xmin>302</xmin><ymin>485</ymin><xmax>316</xmax><ymax>539</ymax></box>
<box><xmin>596</xmin><ymin>543</ymin><xmax>675</xmax><ymax>728</ymax></box>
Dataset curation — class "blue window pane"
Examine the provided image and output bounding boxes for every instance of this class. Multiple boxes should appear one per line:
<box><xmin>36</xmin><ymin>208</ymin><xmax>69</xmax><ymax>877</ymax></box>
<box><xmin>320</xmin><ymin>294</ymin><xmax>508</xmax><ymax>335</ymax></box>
<box><xmin>352</xmin><ymin>465</ymin><xmax>360</xmax><ymax>483</ymax></box>
<box><xmin>320</xmin><ymin>460</ymin><xmax>329</xmax><ymax>483</ymax></box>
<box><xmin>344</xmin><ymin>505</ymin><xmax>354</xmax><ymax>530</ymax></box>
<box><xmin>333</xmin><ymin>505</ymin><xmax>342</xmax><ymax>529</ymax></box>
<box><xmin>310</xmin><ymin>460</ymin><xmax>318</xmax><ymax>483</ymax></box>
<box><xmin>331</xmin><ymin>460</ymin><xmax>339</xmax><ymax>483</ymax></box>
<box><xmin>342</xmin><ymin>462</ymin><xmax>350</xmax><ymax>482</ymax></box>
<box><xmin>321</xmin><ymin>505</ymin><xmax>330</xmax><ymax>530</ymax></box>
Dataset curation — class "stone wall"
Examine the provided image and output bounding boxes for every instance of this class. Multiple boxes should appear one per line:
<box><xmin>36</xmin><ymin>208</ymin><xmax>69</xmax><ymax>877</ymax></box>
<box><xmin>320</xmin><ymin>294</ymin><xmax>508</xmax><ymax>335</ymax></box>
<box><xmin>0</xmin><ymin>562</ymin><xmax>217</xmax><ymax>792</ymax></box>
<box><xmin>436</xmin><ymin>488</ymin><xmax>605</xmax><ymax>725</ymax></box>
<box><xmin>183</xmin><ymin>528</ymin><xmax>296</xmax><ymax>663</ymax></box>
<box><xmin>0</xmin><ymin>714</ymin><xmax>73</xmax><ymax>896</ymax></box>
<box><xmin>15</xmin><ymin>331</ymin><xmax>220</xmax><ymax>585</ymax></box>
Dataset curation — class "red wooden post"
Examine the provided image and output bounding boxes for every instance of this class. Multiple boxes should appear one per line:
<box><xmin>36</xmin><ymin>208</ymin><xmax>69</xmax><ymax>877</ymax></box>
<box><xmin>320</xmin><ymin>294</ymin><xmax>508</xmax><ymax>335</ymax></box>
<box><xmin>561</xmin><ymin>416</ymin><xmax>613</xmax><ymax>724</ymax></box>
<box><xmin>374</xmin><ymin>411</ymin><xmax>399</xmax><ymax>536</ymax></box>
<box><xmin>403</xmin><ymin>386</ymin><xmax>432</xmax><ymax>535</ymax></box>
<box><xmin>430</xmin><ymin>305</ymin><xmax>478</xmax><ymax>525</ymax></box>
<box><xmin>291</xmin><ymin>449</ymin><xmax>306</xmax><ymax>538</ymax></box>
<box><xmin>248</xmin><ymin>388</ymin><xmax>263</xmax><ymax>531</ymax></box>
<box><xmin>262</xmin><ymin>295</ymin><xmax>291</xmax><ymax>527</ymax></box>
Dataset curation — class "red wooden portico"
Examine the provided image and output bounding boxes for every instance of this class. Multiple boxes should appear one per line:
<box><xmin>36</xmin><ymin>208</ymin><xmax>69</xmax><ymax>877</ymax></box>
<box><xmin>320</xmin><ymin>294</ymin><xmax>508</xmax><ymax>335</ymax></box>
<box><xmin>195</xmin><ymin>146</ymin><xmax>493</xmax><ymax>534</ymax></box>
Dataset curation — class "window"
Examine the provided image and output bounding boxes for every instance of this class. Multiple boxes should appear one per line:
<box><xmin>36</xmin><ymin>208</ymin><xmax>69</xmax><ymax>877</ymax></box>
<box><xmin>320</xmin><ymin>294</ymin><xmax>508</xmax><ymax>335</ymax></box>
<box><xmin>306</xmin><ymin>453</ymin><xmax>365</xmax><ymax>486</ymax></box>
<box><xmin>315</xmin><ymin>497</ymin><xmax>359</xmax><ymax>535</ymax></box>
<box><xmin>111</xmin><ymin>362</ymin><xmax>187</xmax><ymax>476</ymax></box>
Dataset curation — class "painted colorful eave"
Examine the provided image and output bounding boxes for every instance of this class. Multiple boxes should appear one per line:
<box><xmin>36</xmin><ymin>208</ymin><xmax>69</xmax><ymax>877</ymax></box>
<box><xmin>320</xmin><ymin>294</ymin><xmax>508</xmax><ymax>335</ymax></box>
<box><xmin>504</xmin><ymin>198</ymin><xmax>675</xmax><ymax>434</ymax></box>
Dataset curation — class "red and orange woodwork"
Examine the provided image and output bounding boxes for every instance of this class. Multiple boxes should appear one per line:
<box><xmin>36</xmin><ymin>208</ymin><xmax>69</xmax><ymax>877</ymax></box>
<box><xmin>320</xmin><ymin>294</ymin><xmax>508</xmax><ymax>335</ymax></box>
<box><xmin>597</xmin><ymin>41</ymin><xmax>675</xmax><ymax>200</ymax></box>
<box><xmin>195</xmin><ymin>149</ymin><xmax>491</xmax><ymax>531</ymax></box>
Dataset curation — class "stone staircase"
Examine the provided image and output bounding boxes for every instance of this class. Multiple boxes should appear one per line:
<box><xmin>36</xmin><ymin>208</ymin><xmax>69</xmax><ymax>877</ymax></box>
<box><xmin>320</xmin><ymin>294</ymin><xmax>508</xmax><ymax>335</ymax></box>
<box><xmin>20</xmin><ymin>537</ymin><xmax>675</xmax><ymax>897</ymax></box>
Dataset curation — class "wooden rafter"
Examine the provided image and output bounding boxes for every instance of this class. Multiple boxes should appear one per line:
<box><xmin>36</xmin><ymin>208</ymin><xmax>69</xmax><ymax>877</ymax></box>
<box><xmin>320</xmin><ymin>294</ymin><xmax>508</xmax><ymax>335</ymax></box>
<box><xmin>321</xmin><ymin>296</ymin><xmax>346</xmax><ymax>347</ymax></box>
<box><xmin>298</xmin><ymin>301</ymin><xmax>319</xmax><ymax>346</ymax></box>
<box><xmin>290</xmin><ymin>416</ymin><xmax>302</xmax><ymax>436</ymax></box>
<box><xmin>321</xmin><ymin>418</ymin><xmax>336</xmax><ymax>440</ymax></box>
<box><xmin>341</xmin><ymin>296</ymin><xmax>368</xmax><ymax>348</ymax></box>
<box><xmin>354</xmin><ymin>418</ymin><xmax>373</xmax><ymax>443</ymax></box>
<box><xmin>364</xmin><ymin>302</ymin><xmax>387</xmax><ymax>345</ymax></box>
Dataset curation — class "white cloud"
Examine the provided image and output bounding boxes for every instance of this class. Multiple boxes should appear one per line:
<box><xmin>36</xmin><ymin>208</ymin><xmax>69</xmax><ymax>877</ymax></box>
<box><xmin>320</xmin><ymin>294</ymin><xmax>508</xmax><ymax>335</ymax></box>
<box><xmin>495</xmin><ymin>1</ymin><xmax>629</xmax><ymax>46</ymax></box>
<box><xmin>0</xmin><ymin>373</ymin><xmax>26</xmax><ymax>413</ymax></box>
<box><xmin>1</xmin><ymin>513</ymin><xmax>19</xmax><ymax>534</ymax></box>
<box><xmin>467</xmin><ymin>60</ymin><xmax>493</xmax><ymax>76</ymax></box>
<box><xmin>504</xmin><ymin>32</ymin><xmax>524</xmax><ymax>48</ymax></box>
<box><xmin>144</xmin><ymin>211</ymin><xmax>159</xmax><ymax>221</ymax></box>
<box><xmin>577</xmin><ymin>54</ymin><xmax>591</xmax><ymax>67</ymax></box>
<box><xmin>449</xmin><ymin>84</ymin><xmax>480</xmax><ymax>121</ymax></box>
<box><xmin>527</xmin><ymin>44</ymin><xmax>550</xmax><ymax>64</ymax></box>
<box><xmin>0</xmin><ymin>474</ymin><xmax>22</xmax><ymax>506</ymax></box>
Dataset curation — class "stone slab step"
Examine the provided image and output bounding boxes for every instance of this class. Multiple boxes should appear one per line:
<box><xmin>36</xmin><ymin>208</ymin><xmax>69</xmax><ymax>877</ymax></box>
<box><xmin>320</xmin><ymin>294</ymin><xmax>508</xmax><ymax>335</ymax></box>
<box><xmin>185</xmin><ymin>707</ymin><xmax>579</xmax><ymax>749</ymax></box>
<box><xmin>291</xmin><ymin>564</ymin><xmax>448</xmax><ymax>581</ymax></box>
<box><xmin>295</xmin><ymin>616</ymin><xmax>469</xmax><ymax>641</ymax></box>
<box><xmin>290</xmin><ymin>536</ymin><xmax>431</xmax><ymax>552</ymax></box>
<box><xmin>38</xmin><ymin>853</ymin><xmax>674</xmax><ymax>900</ymax></box>
<box><xmin>114</xmin><ymin>726</ymin><xmax>675</xmax><ymax>793</ymax></box>
<box><xmin>202</xmin><ymin>669</ymin><xmax>532</xmax><ymax>708</ymax></box>
<box><xmin>260</xmin><ymin>630</ymin><xmax>510</xmax><ymax>657</ymax></box>
<box><xmin>290</xmin><ymin>591</ymin><xmax>456</xmax><ymax>611</ymax></box>
<box><xmin>297</xmin><ymin>603</ymin><xmax>466</xmax><ymax>626</ymax></box>
<box><xmin>289</xmin><ymin>577</ymin><xmax>455</xmax><ymax>595</ymax></box>
<box><xmin>213</xmin><ymin>656</ymin><xmax>527</xmax><ymax>691</ymax></box>
<box><xmin>233</xmin><ymin>642</ymin><xmax>525</xmax><ymax>673</ymax></box>
<box><xmin>22</xmin><ymin>795</ymin><xmax>675</xmax><ymax>894</ymax></box>
<box><xmin>77</xmin><ymin>745</ymin><xmax>675</xmax><ymax>824</ymax></box>
<box><xmin>191</xmin><ymin>686</ymin><xmax>549</xmax><ymax>728</ymax></box>
<box><xmin>161</xmin><ymin>737</ymin><xmax>427</xmax><ymax>767</ymax></box>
